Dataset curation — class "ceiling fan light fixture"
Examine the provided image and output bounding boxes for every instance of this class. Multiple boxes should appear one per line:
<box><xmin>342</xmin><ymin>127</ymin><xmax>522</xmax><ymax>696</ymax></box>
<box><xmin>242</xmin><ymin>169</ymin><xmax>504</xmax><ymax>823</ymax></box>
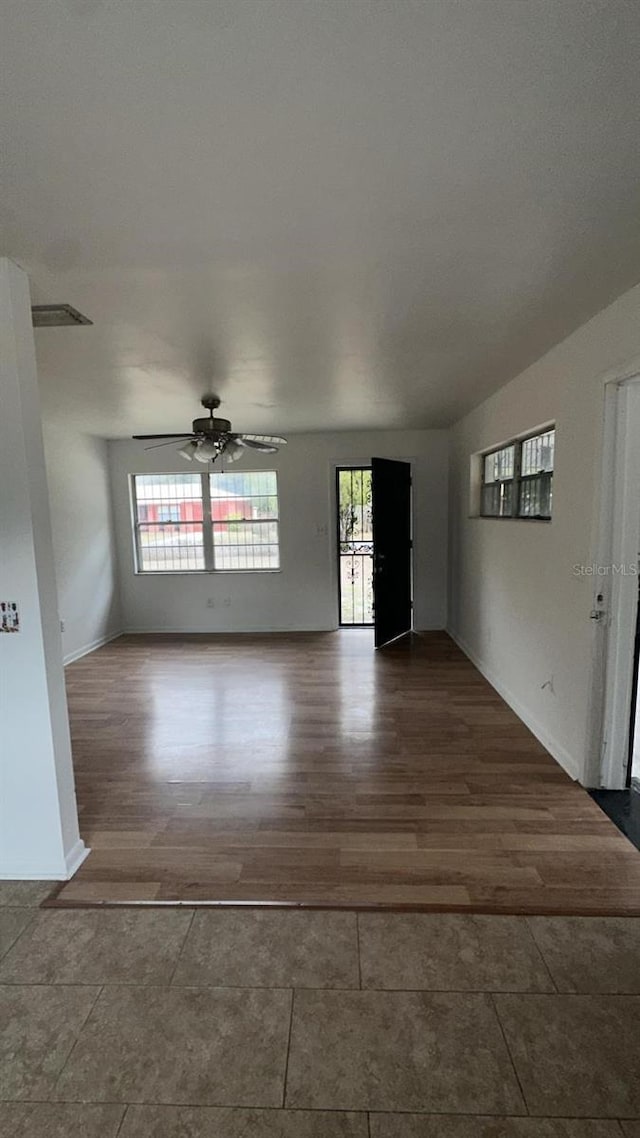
<box><xmin>177</xmin><ymin>441</ymin><xmax>198</xmax><ymax>461</ymax></box>
<box><xmin>224</xmin><ymin>441</ymin><xmax>244</xmax><ymax>463</ymax></box>
<box><xmin>194</xmin><ymin>439</ymin><xmax>221</xmax><ymax>463</ymax></box>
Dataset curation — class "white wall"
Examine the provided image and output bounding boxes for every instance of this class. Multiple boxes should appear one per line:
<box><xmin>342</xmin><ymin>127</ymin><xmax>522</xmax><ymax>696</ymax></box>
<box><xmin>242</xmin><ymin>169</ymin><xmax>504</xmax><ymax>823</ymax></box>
<box><xmin>0</xmin><ymin>258</ymin><xmax>85</xmax><ymax>879</ymax></box>
<box><xmin>43</xmin><ymin>423</ymin><xmax>121</xmax><ymax>664</ymax></box>
<box><xmin>109</xmin><ymin>430</ymin><xmax>448</xmax><ymax>634</ymax></box>
<box><xmin>448</xmin><ymin>281</ymin><xmax>640</xmax><ymax>784</ymax></box>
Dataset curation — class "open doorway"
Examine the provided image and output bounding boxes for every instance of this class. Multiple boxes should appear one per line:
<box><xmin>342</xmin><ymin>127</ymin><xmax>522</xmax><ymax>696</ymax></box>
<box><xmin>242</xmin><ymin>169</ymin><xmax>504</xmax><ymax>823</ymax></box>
<box><xmin>590</xmin><ymin>378</ymin><xmax>640</xmax><ymax>791</ymax></box>
<box><xmin>336</xmin><ymin>460</ymin><xmax>413</xmax><ymax>645</ymax></box>
<box><xmin>337</xmin><ymin>466</ymin><xmax>374</xmax><ymax>626</ymax></box>
<box><xmin>589</xmin><ymin>376</ymin><xmax>640</xmax><ymax>849</ymax></box>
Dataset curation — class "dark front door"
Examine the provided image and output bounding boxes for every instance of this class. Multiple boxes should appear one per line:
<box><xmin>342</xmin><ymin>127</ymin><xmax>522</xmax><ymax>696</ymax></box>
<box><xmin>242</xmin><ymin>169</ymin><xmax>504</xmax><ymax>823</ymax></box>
<box><xmin>371</xmin><ymin>457</ymin><xmax>412</xmax><ymax>648</ymax></box>
<box><xmin>627</xmin><ymin>578</ymin><xmax>640</xmax><ymax>786</ymax></box>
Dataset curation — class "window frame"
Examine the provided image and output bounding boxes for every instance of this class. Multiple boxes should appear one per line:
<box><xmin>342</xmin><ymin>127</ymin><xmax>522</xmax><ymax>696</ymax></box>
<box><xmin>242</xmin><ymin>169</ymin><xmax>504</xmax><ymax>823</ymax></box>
<box><xmin>131</xmin><ymin>471</ymin><xmax>281</xmax><ymax>574</ymax></box>
<box><xmin>479</xmin><ymin>426</ymin><xmax>555</xmax><ymax>521</ymax></box>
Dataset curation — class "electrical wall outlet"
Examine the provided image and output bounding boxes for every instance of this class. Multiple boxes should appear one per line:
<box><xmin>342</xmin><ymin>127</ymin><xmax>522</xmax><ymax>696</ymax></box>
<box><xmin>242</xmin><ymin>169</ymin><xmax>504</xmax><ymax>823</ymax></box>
<box><xmin>206</xmin><ymin>598</ymin><xmax>215</xmax><ymax>608</ymax></box>
<box><xmin>60</xmin><ymin>619</ymin><xmax>65</xmax><ymax>632</ymax></box>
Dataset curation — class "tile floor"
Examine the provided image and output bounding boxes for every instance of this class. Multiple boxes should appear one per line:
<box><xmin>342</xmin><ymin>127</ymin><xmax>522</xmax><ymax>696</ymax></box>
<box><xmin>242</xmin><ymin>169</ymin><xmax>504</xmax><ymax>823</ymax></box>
<box><xmin>1</xmin><ymin>882</ymin><xmax>640</xmax><ymax>1134</ymax></box>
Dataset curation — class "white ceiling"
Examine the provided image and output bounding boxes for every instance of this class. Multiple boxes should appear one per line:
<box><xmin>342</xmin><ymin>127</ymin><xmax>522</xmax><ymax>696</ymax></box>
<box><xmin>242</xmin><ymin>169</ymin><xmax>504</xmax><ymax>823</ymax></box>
<box><xmin>2</xmin><ymin>0</ymin><xmax>640</xmax><ymax>437</ymax></box>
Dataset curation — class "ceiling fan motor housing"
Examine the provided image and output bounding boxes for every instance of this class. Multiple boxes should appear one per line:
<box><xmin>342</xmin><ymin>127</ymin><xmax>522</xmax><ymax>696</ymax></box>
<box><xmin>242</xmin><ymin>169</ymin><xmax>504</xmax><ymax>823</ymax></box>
<box><xmin>192</xmin><ymin>416</ymin><xmax>231</xmax><ymax>434</ymax></box>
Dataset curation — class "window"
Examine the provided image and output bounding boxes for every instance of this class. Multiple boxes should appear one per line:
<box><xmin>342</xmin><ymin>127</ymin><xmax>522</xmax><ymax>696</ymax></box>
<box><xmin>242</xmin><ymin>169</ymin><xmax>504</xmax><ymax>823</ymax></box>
<box><xmin>518</xmin><ymin>429</ymin><xmax>554</xmax><ymax>519</ymax></box>
<box><xmin>133</xmin><ymin>474</ymin><xmax>205</xmax><ymax>571</ymax></box>
<box><xmin>480</xmin><ymin>427</ymin><xmax>555</xmax><ymax>520</ymax></box>
<box><xmin>211</xmin><ymin>471</ymin><xmax>279</xmax><ymax>571</ymax></box>
<box><xmin>131</xmin><ymin>471</ymin><xmax>280</xmax><ymax>572</ymax></box>
<box><xmin>481</xmin><ymin>445</ymin><xmax>515</xmax><ymax>518</ymax></box>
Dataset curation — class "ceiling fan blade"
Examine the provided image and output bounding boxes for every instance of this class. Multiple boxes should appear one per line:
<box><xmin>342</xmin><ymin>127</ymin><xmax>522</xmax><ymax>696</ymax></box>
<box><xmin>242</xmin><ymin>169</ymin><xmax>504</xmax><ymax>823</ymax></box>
<box><xmin>132</xmin><ymin>434</ymin><xmax>193</xmax><ymax>440</ymax></box>
<box><xmin>236</xmin><ymin>433</ymin><xmax>288</xmax><ymax>446</ymax></box>
<box><xmin>235</xmin><ymin>438</ymin><xmax>279</xmax><ymax>453</ymax></box>
<box><xmin>144</xmin><ymin>437</ymin><xmax>196</xmax><ymax>450</ymax></box>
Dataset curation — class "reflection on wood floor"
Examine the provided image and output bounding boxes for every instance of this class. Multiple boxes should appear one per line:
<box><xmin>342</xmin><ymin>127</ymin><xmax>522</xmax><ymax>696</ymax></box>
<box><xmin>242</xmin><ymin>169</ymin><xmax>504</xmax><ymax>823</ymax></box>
<box><xmin>50</xmin><ymin>631</ymin><xmax>640</xmax><ymax>912</ymax></box>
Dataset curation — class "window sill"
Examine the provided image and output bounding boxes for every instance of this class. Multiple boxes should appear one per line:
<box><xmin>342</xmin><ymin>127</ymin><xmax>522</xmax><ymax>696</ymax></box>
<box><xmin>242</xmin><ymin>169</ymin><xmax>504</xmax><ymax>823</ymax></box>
<box><xmin>133</xmin><ymin>569</ymin><xmax>282</xmax><ymax>576</ymax></box>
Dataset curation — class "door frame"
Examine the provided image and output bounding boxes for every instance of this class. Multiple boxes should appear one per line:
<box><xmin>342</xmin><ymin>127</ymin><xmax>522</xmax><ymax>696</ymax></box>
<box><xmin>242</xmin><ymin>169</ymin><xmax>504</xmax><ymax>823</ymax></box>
<box><xmin>330</xmin><ymin>457</ymin><xmax>416</xmax><ymax>632</ymax></box>
<box><xmin>589</xmin><ymin>374</ymin><xmax>640</xmax><ymax>788</ymax></box>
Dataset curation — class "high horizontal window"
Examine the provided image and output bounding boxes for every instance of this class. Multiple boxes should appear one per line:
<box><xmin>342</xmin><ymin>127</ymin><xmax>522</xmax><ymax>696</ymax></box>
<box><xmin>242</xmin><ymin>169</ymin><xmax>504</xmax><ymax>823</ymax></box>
<box><xmin>131</xmin><ymin>472</ymin><xmax>280</xmax><ymax>572</ymax></box>
<box><xmin>480</xmin><ymin>427</ymin><xmax>555</xmax><ymax>520</ymax></box>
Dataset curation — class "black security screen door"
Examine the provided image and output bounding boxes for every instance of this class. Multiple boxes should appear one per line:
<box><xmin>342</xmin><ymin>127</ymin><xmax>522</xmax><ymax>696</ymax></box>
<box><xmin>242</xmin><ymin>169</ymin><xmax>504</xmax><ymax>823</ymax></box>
<box><xmin>371</xmin><ymin>457</ymin><xmax>412</xmax><ymax>648</ymax></box>
<box><xmin>337</xmin><ymin>467</ymin><xmax>374</xmax><ymax>626</ymax></box>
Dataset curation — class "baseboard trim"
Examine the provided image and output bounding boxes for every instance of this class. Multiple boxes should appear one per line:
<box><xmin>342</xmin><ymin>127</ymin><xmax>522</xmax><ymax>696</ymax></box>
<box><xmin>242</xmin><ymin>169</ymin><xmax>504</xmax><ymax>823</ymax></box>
<box><xmin>65</xmin><ymin>839</ymin><xmax>91</xmax><ymax>878</ymax></box>
<box><xmin>64</xmin><ymin>630</ymin><xmax>122</xmax><ymax>666</ymax></box>
<box><xmin>0</xmin><ymin>839</ymin><xmax>90</xmax><ymax>881</ymax></box>
<box><xmin>0</xmin><ymin>840</ymin><xmax>90</xmax><ymax>882</ymax></box>
<box><xmin>122</xmin><ymin>626</ymin><xmax>335</xmax><ymax>635</ymax></box>
<box><xmin>122</xmin><ymin>626</ymin><xmax>447</xmax><ymax>636</ymax></box>
<box><xmin>447</xmin><ymin>626</ymin><xmax>582</xmax><ymax>782</ymax></box>
<box><xmin>0</xmin><ymin>870</ymin><xmax>64</xmax><ymax>881</ymax></box>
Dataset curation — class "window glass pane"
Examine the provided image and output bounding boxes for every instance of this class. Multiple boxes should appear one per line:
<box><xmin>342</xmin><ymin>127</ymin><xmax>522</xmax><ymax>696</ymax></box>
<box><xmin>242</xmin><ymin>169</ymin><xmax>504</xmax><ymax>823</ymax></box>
<box><xmin>211</xmin><ymin>470</ymin><xmax>278</xmax><ymax>517</ymax></box>
<box><xmin>518</xmin><ymin>473</ymin><xmax>553</xmax><ymax>519</ymax></box>
<box><xmin>133</xmin><ymin>474</ymin><xmax>203</xmax><ymax>523</ymax></box>
<box><xmin>210</xmin><ymin>472</ymin><xmax>280</xmax><ymax>570</ymax></box>
<box><xmin>521</xmin><ymin>430</ymin><xmax>555</xmax><ymax>476</ymax></box>
<box><xmin>481</xmin><ymin>481</ymin><xmax>513</xmax><ymax>517</ymax></box>
<box><xmin>137</xmin><ymin>525</ymin><xmax>205</xmax><ymax>571</ymax></box>
<box><xmin>133</xmin><ymin>474</ymin><xmax>205</xmax><ymax>572</ymax></box>
<box><xmin>157</xmin><ymin>504</ymin><xmax>181</xmax><ymax>523</ymax></box>
<box><xmin>212</xmin><ymin>523</ymin><xmax>280</xmax><ymax>570</ymax></box>
<box><xmin>483</xmin><ymin>445</ymin><xmax>514</xmax><ymax>484</ymax></box>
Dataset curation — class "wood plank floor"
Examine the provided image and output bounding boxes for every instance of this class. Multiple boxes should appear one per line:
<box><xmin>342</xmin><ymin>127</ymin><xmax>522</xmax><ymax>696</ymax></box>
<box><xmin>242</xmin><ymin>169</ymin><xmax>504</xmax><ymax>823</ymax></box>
<box><xmin>50</xmin><ymin>630</ymin><xmax>640</xmax><ymax>912</ymax></box>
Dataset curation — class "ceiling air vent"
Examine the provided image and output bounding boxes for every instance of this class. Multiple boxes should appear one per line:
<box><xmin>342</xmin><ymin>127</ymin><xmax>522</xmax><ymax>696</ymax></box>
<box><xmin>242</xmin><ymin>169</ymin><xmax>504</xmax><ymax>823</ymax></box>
<box><xmin>31</xmin><ymin>304</ymin><xmax>93</xmax><ymax>328</ymax></box>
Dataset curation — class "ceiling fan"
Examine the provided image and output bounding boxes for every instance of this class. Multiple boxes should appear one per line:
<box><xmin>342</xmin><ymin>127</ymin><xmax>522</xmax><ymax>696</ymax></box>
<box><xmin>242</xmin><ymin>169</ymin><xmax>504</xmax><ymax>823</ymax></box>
<box><xmin>132</xmin><ymin>396</ymin><xmax>287</xmax><ymax>466</ymax></box>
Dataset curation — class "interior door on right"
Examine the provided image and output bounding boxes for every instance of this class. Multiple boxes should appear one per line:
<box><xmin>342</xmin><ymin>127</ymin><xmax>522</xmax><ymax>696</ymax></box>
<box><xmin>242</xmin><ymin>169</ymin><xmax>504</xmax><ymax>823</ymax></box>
<box><xmin>371</xmin><ymin>457</ymin><xmax>412</xmax><ymax>648</ymax></box>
